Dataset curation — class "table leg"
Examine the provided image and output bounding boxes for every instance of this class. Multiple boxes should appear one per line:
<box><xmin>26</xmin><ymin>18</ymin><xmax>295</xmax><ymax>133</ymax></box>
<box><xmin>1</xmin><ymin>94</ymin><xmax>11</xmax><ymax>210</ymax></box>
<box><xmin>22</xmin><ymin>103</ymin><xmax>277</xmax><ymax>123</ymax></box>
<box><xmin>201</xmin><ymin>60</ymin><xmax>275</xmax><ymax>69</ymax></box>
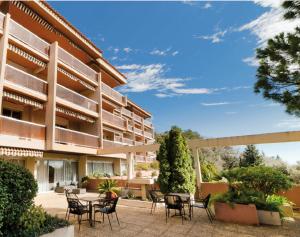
<box><xmin>89</xmin><ymin>201</ymin><xmax>94</xmax><ymax>227</ymax></box>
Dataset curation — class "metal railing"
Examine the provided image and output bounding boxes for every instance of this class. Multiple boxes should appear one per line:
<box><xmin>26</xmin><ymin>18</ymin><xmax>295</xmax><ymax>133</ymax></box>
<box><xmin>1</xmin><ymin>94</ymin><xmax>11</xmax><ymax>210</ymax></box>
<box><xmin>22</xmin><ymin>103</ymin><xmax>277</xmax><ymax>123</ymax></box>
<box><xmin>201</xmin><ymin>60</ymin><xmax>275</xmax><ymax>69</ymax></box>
<box><xmin>0</xmin><ymin>116</ymin><xmax>45</xmax><ymax>140</ymax></box>
<box><xmin>103</xmin><ymin>139</ymin><xmax>124</xmax><ymax>148</ymax></box>
<box><xmin>102</xmin><ymin>110</ymin><xmax>126</xmax><ymax>129</ymax></box>
<box><xmin>135</xmin><ymin>154</ymin><xmax>145</xmax><ymax>162</ymax></box>
<box><xmin>144</xmin><ymin>119</ymin><xmax>152</xmax><ymax>127</ymax></box>
<box><xmin>144</xmin><ymin>131</ymin><xmax>153</xmax><ymax>138</ymax></box>
<box><xmin>134</xmin><ymin>127</ymin><xmax>143</xmax><ymax>135</ymax></box>
<box><xmin>56</xmin><ymin>84</ymin><xmax>97</xmax><ymax>112</ymax></box>
<box><xmin>58</xmin><ymin>47</ymin><xmax>97</xmax><ymax>83</ymax></box>
<box><xmin>5</xmin><ymin>64</ymin><xmax>47</xmax><ymax>94</ymax></box>
<box><xmin>122</xmin><ymin>108</ymin><xmax>133</xmax><ymax>118</ymax></box>
<box><xmin>55</xmin><ymin>127</ymin><xmax>99</xmax><ymax>148</ymax></box>
<box><xmin>9</xmin><ymin>19</ymin><xmax>50</xmax><ymax>56</ymax></box>
<box><xmin>101</xmin><ymin>82</ymin><xmax>124</xmax><ymax>104</ymax></box>
<box><xmin>135</xmin><ymin>141</ymin><xmax>144</xmax><ymax>146</ymax></box>
<box><xmin>123</xmin><ymin>137</ymin><xmax>135</xmax><ymax>145</ymax></box>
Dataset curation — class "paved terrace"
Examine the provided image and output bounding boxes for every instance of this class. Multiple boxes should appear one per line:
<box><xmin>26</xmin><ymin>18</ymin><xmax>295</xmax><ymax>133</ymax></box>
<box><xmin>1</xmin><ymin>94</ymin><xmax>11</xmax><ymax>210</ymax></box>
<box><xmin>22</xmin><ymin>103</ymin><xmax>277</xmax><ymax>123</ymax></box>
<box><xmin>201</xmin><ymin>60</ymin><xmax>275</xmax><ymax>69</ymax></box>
<box><xmin>35</xmin><ymin>192</ymin><xmax>300</xmax><ymax>237</ymax></box>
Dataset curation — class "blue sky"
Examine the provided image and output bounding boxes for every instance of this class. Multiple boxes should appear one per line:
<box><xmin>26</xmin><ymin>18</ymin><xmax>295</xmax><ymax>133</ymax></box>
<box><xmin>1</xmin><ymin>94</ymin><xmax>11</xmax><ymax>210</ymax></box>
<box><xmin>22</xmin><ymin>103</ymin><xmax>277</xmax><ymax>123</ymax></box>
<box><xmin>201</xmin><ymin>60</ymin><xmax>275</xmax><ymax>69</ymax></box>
<box><xmin>50</xmin><ymin>1</ymin><xmax>300</xmax><ymax>164</ymax></box>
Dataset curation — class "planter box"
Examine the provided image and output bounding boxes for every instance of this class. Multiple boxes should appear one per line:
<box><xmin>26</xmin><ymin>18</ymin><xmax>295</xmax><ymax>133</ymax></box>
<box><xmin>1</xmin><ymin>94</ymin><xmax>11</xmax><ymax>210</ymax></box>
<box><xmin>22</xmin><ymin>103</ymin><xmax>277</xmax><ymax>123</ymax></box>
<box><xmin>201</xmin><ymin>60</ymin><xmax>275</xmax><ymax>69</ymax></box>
<box><xmin>72</xmin><ymin>188</ymin><xmax>86</xmax><ymax>194</ymax></box>
<box><xmin>214</xmin><ymin>202</ymin><xmax>259</xmax><ymax>225</ymax></box>
<box><xmin>257</xmin><ymin>210</ymin><xmax>281</xmax><ymax>226</ymax></box>
<box><xmin>54</xmin><ymin>187</ymin><xmax>65</xmax><ymax>193</ymax></box>
<box><xmin>40</xmin><ymin>225</ymin><xmax>74</xmax><ymax>237</ymax></box>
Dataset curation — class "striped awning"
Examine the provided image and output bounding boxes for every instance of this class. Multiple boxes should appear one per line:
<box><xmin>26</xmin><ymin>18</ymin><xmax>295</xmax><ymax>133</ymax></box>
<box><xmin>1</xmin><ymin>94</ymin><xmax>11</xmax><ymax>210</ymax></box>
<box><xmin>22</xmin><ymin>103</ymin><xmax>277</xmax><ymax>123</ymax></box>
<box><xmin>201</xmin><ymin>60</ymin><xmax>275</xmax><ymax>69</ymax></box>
<box><xmin>3</xmin><ymin>91</ymin><xmax>44</xmax><ymax>109</ymax></box>
<box><xmin>56</xmin><ymin>106</ymin><xmax>95</xmax><ymax>123</ymax></box>
<box><xmin>0</xmin><ymin>147</ymin><xmax>43</xmax><ymax>158</ymax></box>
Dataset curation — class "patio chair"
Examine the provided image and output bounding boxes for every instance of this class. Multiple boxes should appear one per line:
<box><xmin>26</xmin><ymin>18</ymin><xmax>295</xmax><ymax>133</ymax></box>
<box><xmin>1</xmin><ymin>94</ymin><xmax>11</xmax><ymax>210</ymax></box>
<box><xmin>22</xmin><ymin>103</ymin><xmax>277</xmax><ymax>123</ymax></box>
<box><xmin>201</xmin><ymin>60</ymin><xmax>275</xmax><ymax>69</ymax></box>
<box><xmin>164</xmin><ymin>194</ymin><xmax>185</xmax><ymax>224</ymax></box>
<box><xmin>190</xmin><ymin>194</ymin><xmax>213</xmax><ymax>223</ymax></box>
<box><xmin>149</xmin><ymin>190</ymin><xmax>164</xmax><ymax>214</ymax></box>
<box><xmin>93</xmin><ymin>197</ymin><xmax>120</xmax><ymax>230</ymax></box>
<box><xmin>66</xmin><ymin>197</ymin><xmax>89</xmax><ymax>230</ymax></box>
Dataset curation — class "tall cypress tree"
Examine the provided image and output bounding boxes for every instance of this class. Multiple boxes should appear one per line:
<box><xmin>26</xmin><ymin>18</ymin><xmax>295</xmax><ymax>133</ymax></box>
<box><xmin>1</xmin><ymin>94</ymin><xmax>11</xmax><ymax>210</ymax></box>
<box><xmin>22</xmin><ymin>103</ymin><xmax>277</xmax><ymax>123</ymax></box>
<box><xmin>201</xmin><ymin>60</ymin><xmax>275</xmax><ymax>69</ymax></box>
<box><xmin>157</xmin><ymin>126</ymin><xmax>195</xmax><ymax>194</ymax></box>
<box><xmin>240</xmin><ymin>145</ymin><xmax>263</xmax><ymax>167</ymax></box>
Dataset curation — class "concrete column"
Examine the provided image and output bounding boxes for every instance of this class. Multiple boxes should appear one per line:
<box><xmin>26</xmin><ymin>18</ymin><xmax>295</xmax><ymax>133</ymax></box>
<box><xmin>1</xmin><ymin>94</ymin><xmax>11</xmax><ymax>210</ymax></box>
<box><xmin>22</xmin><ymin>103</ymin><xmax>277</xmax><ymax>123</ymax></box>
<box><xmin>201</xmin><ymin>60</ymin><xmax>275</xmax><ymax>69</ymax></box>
<box><xmin>96</xmin><ymin>72</ymin><xmax>103</xmax><ymax>148</ymax></box>
<box><xmin>78</xmin><ymin>156</ymin><xmax>87</xmax><ymax>183</ymax></box>
<box><xmin>192</xmin><ymin>147</ymin><xmax>202</xmax><ymax>189</ymax></box>
<box><xmin>127</xmin><ymin>152</ymin><xmax>134</xmax><ymax>180</ymax></box>
<box><xmin>45</xmin><ymin>42</ymin><xmax>58</xmax><ymax>150</ymax></box>
<box><xmin>0</xmin><ymin>13</ymin><xmax>10</xmax><ymax>113</ymax></box>
<box><xmin>25</xmin><ymin>158</ymin><xmax>37</xmax><ymax>179</ymax></box>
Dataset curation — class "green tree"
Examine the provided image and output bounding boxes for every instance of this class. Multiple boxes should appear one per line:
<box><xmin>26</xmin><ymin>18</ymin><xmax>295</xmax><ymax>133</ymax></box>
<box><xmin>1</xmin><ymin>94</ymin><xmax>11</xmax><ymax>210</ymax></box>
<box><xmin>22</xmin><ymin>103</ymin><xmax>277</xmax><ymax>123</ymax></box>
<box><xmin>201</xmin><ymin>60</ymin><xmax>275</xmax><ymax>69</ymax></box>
<box><xmin>240</xmin><ymin>145</ymin><xmax>263</xmax><ymax>167</ymax></box>
<box><xmin>157</xmin><ymin>126</ymin><xmax>195</xmax><ymax>193</ymax></box>
<box><xmin>222</xmin><ymin>153</ymin><xmax>240</xmax><ymax>170</ymax></box>
<box><xmin>254</xmin><ymin>1</ymin><xmax>300</xmax><ymax>116</ymax></box>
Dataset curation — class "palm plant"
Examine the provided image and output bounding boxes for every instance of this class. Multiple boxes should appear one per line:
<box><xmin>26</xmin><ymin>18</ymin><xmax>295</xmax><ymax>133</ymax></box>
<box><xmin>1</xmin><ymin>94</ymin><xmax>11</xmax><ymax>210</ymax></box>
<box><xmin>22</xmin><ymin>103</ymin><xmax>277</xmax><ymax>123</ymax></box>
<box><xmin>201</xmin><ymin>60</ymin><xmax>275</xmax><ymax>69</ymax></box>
<box><xmin>98</xmin><ymin>179</ymin><xmax>120</xmax><ymax>199</ymax></box>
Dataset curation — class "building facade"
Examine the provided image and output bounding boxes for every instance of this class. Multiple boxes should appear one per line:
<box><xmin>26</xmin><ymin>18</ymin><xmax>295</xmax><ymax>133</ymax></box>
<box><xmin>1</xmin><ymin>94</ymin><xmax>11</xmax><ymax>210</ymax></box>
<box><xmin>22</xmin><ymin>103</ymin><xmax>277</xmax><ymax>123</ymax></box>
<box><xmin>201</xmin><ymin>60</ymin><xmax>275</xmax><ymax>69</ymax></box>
<box><xmin>0</xmin><ymin>1</ymin><xmax>155</xmax><ymax>192</ymax></box>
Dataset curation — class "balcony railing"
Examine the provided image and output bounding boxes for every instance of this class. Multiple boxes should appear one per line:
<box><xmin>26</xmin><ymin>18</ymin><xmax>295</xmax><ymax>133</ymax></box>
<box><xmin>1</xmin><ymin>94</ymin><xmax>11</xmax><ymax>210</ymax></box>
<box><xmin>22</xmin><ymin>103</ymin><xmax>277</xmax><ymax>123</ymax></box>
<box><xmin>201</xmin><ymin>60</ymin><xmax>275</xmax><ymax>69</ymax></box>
<box><xmin>135</xmin><ymin>155</ymin><xmax>145</xmax><ymax>162</ymax></box>
<box><xmin>58</xmin><ymin>47</ymin><xmax>97</xmax><ymax>83</ymax></box>
<box><xmin>5</xmin><ymin>64</ymin><xmax>47</xmax><ymax>94</ymax></box>
<box><xmin>127</xmin><ymin>124</ymin><xmax>134</xmax><ymax>132</ymax></box>
<box><xmin>123</xmin><ymin>137</ymin><xmax>135</xmax><ymax>145</ymax></box>
<box><xmin>144</xmin><ymin>120</ymin><xmax>152</xmax><ymax>127</ymax></box>
<box><xmin>101</xmin><ymin>82</ymin><xmax>124</xmax><ymax>104</ymax></box>
<box><xmin>102</xmin><ymin>110</ymin><xmax>126</xmax><ymax>129</ymax></box>
<box><xmin>133</xmin><ymin>113</ymin><xmax>143</xmax><ymax>123</ymax></box>
<box><xmin>56</xmin><ymin>84</ymin><xmax>97</xmax><ymax>112</ymax></box>
<box><xmin>144</xmin><ymin>131</ymin><xmax>153</xmax><ymax>138</ymax></box>
<box><xmin>0</xmin><ymin>12</ymin><xmax>5</xmax><ymax>30</ymax></box>
<box><xmin>135</xmin><ymin>141</ymin><xmax>144</xmax><ymax>146</ymax></box>
<box><xmin>0</xmin><ymin>116</ymin><xmax>45</xmax><ymax>140</ymax></box>
<box><xmin>55</xmin><ymin>127</ymin><xmax>99</xmax><ymax>148</ymax></box>
<box><xmin>103</xmin><ymin>139</ymin><xmax>124</xmax><ymax>148</ymax></box>
<box><xmin>9</xmin><ymin>19</ymin><xmax>50</xmax><ymax>57</ymax></box>
<box><xmin>134</xmin><ymin>127</ymin><xmax>143</xmax><ymax>135</ymax></box>
<box><xmin>122</xmin><ymin>108</ymin><xmax>133</xmax><ymax>118</ymax></box>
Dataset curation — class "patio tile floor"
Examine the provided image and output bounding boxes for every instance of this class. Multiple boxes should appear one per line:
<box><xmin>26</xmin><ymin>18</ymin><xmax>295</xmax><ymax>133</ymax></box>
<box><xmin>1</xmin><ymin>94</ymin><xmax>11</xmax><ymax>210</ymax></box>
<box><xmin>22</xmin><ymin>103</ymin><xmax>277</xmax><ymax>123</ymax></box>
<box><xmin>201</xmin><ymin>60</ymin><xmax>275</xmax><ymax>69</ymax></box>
<box><xmin>35</xmin><ymin>192</ymin><xmax>300</xmax><ymax>237</ymax></box>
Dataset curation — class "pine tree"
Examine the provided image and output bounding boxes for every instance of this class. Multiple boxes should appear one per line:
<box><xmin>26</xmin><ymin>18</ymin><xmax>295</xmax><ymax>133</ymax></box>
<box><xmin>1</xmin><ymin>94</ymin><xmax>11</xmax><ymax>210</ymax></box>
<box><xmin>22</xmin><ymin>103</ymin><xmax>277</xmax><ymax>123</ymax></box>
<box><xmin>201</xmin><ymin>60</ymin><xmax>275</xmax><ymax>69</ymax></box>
<box><xmin>157</xmin><ymin>126</ymin><xmax>195</xmax><ymax>193</ymax></box>
<box><xmin>240</xmin><ymin>145</ymin><xmax>263</xmax><ymax>167</ymax></box>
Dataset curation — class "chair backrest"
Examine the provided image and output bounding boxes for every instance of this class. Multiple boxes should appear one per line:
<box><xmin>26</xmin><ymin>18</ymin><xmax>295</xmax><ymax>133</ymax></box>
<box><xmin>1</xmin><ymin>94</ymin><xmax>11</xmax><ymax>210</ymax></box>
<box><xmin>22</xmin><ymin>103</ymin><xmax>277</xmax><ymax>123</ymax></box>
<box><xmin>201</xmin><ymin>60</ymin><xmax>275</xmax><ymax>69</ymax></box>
<box><xmin>164</xmin><ymin>194</ymin><xmax>182</xmax><ymax>207</ymax></box>
<box><xmin>67</xmin><ymin>197</ymin><xmax>81</xmax><ymax>210</ymax></box>
<box><xmin>203</xmin><ymin>194</ymin><xmax>211</xmax><ymax>208</ymax></box>
<box><xmin>149</xmin><ymin>190</ymin><xmax>158</xmax><ymax>202</ymax></box>
<box><xmin>105</xmin><ymin>197</ymin><xmax>119</xmax><ymax>213</ymax></box>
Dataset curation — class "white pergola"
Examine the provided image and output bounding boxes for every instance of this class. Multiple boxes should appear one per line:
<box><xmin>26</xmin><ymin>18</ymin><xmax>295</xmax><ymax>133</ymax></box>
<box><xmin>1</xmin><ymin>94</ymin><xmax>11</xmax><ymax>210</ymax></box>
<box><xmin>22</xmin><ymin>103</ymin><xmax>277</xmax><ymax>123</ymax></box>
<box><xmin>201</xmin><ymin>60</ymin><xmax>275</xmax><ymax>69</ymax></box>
<box><xmin>98</xmin><ymin>131</ymin><xmax>300</xmax><ymax>189</ymax></box>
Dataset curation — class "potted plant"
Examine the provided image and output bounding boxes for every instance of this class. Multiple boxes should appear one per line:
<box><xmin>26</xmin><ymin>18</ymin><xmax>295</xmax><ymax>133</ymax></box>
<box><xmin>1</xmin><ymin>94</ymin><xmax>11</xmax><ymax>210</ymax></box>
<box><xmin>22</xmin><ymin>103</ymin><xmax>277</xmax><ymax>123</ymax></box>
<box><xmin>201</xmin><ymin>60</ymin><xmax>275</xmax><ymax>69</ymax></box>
<box><xmin>98</xmin><ymin>179</ymin><xmax>120</xmax><ymax>200</ymax></box>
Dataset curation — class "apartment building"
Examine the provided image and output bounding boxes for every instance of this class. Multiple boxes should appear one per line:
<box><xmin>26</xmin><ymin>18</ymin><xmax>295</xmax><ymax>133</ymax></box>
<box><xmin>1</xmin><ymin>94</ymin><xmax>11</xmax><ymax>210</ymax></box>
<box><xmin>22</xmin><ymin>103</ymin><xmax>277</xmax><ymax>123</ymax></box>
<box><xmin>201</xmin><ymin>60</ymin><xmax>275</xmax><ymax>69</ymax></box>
<box><xmin>0</xmin><ymin>1</ymin><xmax>155</xmax><ymax>192</ymax></box>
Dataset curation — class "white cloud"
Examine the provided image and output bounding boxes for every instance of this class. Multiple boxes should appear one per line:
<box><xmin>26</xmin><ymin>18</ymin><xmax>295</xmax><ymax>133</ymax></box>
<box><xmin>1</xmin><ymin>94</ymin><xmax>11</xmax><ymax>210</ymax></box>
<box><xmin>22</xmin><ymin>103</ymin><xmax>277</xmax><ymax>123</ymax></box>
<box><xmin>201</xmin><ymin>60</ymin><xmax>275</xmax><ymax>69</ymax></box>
<box><xmin>123</xmin><ymin>47</ymin><xmax>132</xmax><ymax>53</ymax></box>
<box><xmin>182</xmin><ymin>0</ymin><xmax>197</xmax><ymax>6</ymax></box>
<box><xmin>111</xmin><ymin>56</ymin><xmax>118</xmax><ymax>61</ymax></box>
<box><xmin>276</xmin><ymin>118</ymin><xmax>300</xmax><ymax>129</ymax></box>
<box><xmin>242</xmin><ymin>56</ymin><xmax>260</xmax><ymax>67</ymax></box>
<box><xmin>150</xmin><ymin>48</ymin><xmax>179</xmax><ymax>57</ymax></box>
<box><xmin>201</xmin><ymin>102</ymin><xmax>230</xmax><ymax>106</ymax></box>
<box><xmin>117</xmin><ymin>63</ymin><xmax>213</xmax><ymax>96</ymax></box>
<box><xmin>239</xmin><ymin>2</ymin><xmax>300</xmax><ymax>46</ymax></box>
<box><xmin>194</xmin><ymin>30</ymin><xmax>227</xmax><ymax>43</ymax></box>
<box><xmin>225</xmin><ymin>111</ymin><xmax>238</xmax><ymax>115</ymax></box>
<box><xmin>203</xmin><ymin>2</ymin><xmax>212</xmax><ymax>9</ymax></box>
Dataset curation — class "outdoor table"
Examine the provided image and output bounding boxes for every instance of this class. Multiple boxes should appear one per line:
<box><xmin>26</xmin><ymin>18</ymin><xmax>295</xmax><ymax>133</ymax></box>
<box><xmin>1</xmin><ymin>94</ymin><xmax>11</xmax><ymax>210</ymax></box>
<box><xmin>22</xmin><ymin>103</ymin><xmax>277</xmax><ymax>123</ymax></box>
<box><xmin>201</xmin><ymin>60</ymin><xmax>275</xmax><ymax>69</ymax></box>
<box><xmin>79</xmin><ymin>196</ymin><xmax>101</xmax><ymax>227</ymax></box>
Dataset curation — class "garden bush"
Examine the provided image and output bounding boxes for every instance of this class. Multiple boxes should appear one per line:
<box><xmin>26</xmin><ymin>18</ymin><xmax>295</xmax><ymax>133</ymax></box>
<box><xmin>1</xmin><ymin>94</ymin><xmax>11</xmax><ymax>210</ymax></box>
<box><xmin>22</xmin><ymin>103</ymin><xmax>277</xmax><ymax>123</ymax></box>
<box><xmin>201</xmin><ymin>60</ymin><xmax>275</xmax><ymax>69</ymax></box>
<box><xmin>20</xmin><ymin>205</ymin><xmax>46</xmax><ymax>236</ymax></box>
<box><xmin>150</xmin><ymin>160</ymin><xmax>159</xmax><ymax>170</ymax></box>
<box><xmin>0</xmin><ymin>160</ymin><xmax>38</xmax><ymax>235</ymax></box>
<box><xmin>135</xmin><ymin>163</ymin><xmax>150</xmax><ymax>171</ymax></box>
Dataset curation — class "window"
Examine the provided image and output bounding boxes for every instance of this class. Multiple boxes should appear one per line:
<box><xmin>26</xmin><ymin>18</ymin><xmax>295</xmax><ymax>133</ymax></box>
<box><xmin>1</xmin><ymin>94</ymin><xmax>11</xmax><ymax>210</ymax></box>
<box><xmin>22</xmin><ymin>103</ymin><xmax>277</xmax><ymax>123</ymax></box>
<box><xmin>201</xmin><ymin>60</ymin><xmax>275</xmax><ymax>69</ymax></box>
<box><xmin>87</xmin><ymin>161</ymin><xmax>114</xmax><ymax>176</ymax></box>
<box><xmin>3</xmin><ymin>108</ymin><xmax>22</xmax><ymax>120</ymax></box>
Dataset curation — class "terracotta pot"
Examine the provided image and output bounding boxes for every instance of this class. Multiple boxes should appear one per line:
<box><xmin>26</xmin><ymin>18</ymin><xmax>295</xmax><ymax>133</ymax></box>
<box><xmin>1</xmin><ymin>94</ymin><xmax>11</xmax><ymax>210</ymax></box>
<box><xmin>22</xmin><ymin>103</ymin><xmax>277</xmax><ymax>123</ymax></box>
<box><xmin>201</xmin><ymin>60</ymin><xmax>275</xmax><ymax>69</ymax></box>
<box><xmin>214</xmin><ymin>202</ymin><xmax>259</xmax><ymax>225</ymax></box>
<box><xmin>106</xmin><ymin>191</ymin><xmax>117</xmax><ymax>200</ymax></box>
<box><xmin>257</xmin><ymin>210</ymin><xmax>281</xmax><ymax>226</ymax></box>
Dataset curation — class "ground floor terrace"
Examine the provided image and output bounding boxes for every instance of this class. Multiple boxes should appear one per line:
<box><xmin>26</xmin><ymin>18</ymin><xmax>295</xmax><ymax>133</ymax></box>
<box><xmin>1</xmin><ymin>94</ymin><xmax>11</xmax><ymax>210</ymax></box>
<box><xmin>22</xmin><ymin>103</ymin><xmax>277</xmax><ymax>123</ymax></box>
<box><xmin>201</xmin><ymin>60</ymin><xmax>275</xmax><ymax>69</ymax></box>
<box><xmin>35</xmin><ymin>192</ymin><xmax>300</xmax><ymax>237</ymax></box>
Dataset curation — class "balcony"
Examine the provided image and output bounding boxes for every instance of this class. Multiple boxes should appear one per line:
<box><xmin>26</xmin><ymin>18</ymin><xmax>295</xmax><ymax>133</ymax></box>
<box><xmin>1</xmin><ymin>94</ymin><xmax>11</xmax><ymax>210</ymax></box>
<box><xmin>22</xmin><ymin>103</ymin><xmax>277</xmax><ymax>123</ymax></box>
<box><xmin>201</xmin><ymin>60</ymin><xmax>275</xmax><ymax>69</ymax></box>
<box><xmin>122</xmin><ymin>108</ymin><xmax>133</xmax><ymax>118</ymax></box>
<box><xmin>133</xmin><ymin>113</ymin><xmax>143</xmax><ymax>123</ymax></box>
<box><xmin>123</xmin><ymin>137</ymin><xmax>135</xmax><ymax>145</ymax></box>
<box><xmin>127</xmin><ymin>124</ymin><xmax>134</xmax><ymax>132</ymax></box>
<box><xmin>103</xmin><ymin>139</ymin><xmax>124</xmax><ymax>148</ymax></box>
<box><xmin>134</xmin><ymin>127</ymin><xmax>143</xmax><ymax>136</ymax></box>
<box><xmin>56</xmin><ymin>84</ymin><xmax>98</xmax><ymax>113</ymax></box>
<box><xmin>135</xmin><ymin>154</ymin><xmax>145</xmax><ymax>162</ymax></box>
<box><xmin>144</xmin><ymin>119</ymin><xmax>153</xmax><ymax>128</ymax></box>
<box><xmin>5</xmin><ymin>64</ymin><xmax>47</xmax><ymax>96</ymax></box>
<box><xmin>101</xmin><ymin>82</ymin><xmax>124</xmax><ymax>105</ymax></box>
<box><xmin>0</xmin><ymin>12</ymin><xmax>4</xmax><ymax>31</ymax></box>
<box><xmin>144</xmin><ymin>131</ymin><xmax>153</xmax><ymax>138</ymax></box>
<box><xmin>102</xmin><ymin>110</ymin><xmax>126</xmax><ymax>130</ymax></box>
<box><xmin>58</xmin><ymin>47</ymin><xmax>97</xmax><ymax>83</ymax></box>
<box><xmin>9</xmin><ymin>19</ymin><xmax>50</xmax><ymax>57</ymax></box>
<box><xmin>0</xmin><ymin>116</ymin><xmax>45</xmax><ymax>140</ymax></box>
<box><xmin>135</xmin><ymin>141</ymin><xmax>144</xmax><ymax>146</ymax></box>
<box><xmin>55</xmin><ymin>127</ymin><xmax>99</xmax><ymax>148</ymax></box>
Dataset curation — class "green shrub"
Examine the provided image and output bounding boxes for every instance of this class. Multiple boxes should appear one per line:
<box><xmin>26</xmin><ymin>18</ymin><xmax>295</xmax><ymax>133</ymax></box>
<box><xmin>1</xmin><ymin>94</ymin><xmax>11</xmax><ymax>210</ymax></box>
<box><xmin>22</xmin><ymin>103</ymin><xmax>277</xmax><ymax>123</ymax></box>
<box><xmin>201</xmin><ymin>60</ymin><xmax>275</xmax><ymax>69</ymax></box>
<box><xmin>98</xmin><ymin>179</ymin><xmax>119</xmax><ymax>194</ymax></box>
<box><xmin>0</xmin><ymin>185</ymin><xmax>9</xmax><ymax>236</ymax></box>
<box><xmin>20</xmin><ymin>205</ymin><xmax>46</xmax><ymax>235</ymax></box>
<box><xmin>201</xmin><ymin>161</ymin><xmax>220</xmax><ymax>182</ymax></box>
<box><xmin>0</xmin><ymin>161</ymin><xmax>38</xmax><ymax>235</ymax></box>
<box><xmin>222</xmin><ymin>166</ymin><xmax>293</xmax><ymax>198</ymax></box>
<box><xmin>150</xmin><ymin>160</ymin><xmax>159</xmax><ymax>170</ymax></box>
<box><xmin>135</xmin><ymin>163</ymin><xmax>150</xmax><ymax>171</ymax></box>
<box><xmin>151</xmin><ymin>171</ymin><xmax>158</xmax><ymax>177</ymax></box>
<box><xmin>39</xmin><ymin>214</ymin><xmax>69</xmax><ymax>236</ymax></box>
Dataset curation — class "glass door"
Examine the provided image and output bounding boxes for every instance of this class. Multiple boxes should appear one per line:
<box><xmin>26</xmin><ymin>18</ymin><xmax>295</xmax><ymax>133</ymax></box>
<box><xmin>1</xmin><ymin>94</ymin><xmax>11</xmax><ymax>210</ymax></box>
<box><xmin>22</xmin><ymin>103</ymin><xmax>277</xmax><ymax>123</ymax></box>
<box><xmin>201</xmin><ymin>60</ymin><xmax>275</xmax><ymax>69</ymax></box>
<box><xmin>48</xmin><ymin>161</ymin><xmax>64</xmax><ymax>190</ymax></box>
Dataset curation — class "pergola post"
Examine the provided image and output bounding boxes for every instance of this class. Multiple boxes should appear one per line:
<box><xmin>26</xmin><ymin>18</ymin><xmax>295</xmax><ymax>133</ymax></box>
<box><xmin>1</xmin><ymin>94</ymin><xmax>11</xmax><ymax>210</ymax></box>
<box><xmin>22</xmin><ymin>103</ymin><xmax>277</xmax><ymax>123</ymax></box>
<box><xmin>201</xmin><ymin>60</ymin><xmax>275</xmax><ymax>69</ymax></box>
<box><xmin>127</xmin><ymin>152</ymin><xmax>134</xmax><ymax>180</ymax></box>
<box><xmin>192</xmin><ymin>147</ymin><xmax>202</xmax><ymax>189</ymax></box>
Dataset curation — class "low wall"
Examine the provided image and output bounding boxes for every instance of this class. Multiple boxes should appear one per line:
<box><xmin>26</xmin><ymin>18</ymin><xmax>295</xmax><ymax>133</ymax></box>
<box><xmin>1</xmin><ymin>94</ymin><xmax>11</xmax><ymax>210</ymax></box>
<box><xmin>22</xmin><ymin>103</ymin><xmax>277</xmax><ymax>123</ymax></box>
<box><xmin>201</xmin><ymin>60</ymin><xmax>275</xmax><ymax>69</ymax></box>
<box><xmin>279</xmin><ymin>185</ymin><xmax>300</xmax><ymax>208</ymax></box>
<box><xmin>198</xmin><ymin>182</ymin><xmax>229</xmax><ymax>199</ymax></box>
